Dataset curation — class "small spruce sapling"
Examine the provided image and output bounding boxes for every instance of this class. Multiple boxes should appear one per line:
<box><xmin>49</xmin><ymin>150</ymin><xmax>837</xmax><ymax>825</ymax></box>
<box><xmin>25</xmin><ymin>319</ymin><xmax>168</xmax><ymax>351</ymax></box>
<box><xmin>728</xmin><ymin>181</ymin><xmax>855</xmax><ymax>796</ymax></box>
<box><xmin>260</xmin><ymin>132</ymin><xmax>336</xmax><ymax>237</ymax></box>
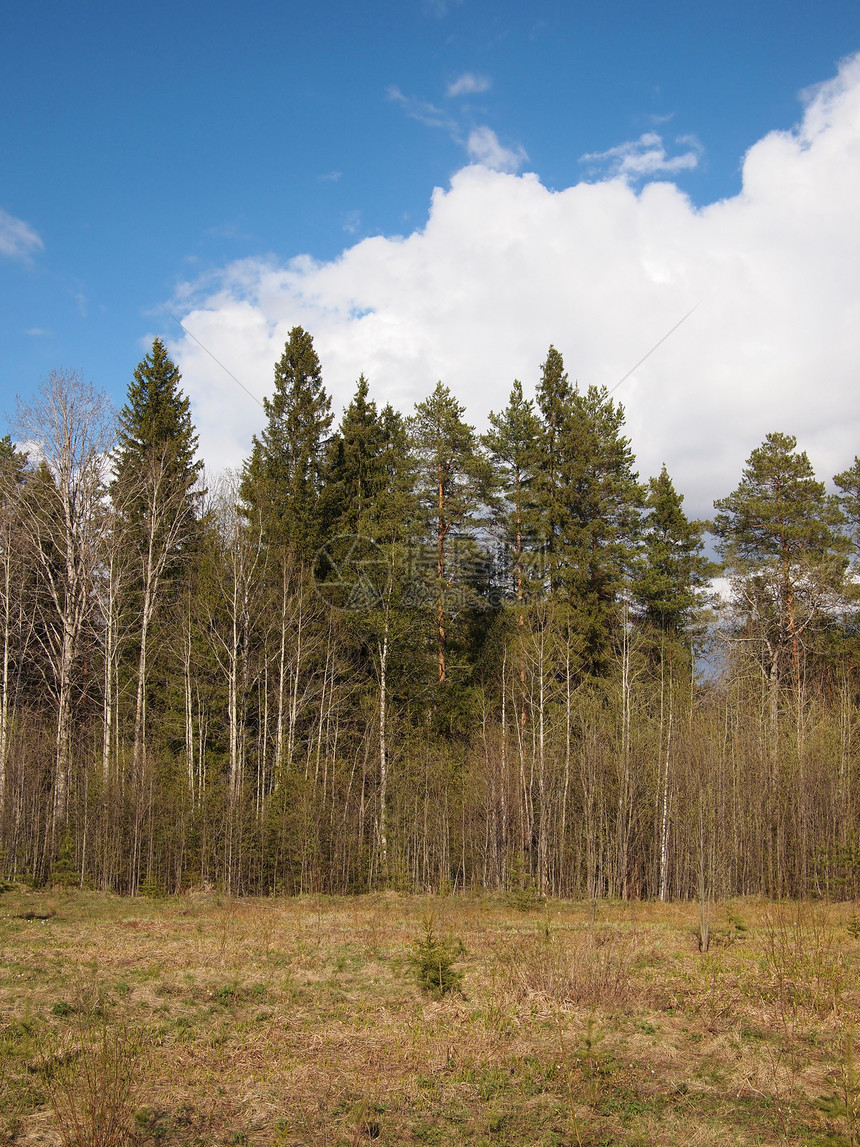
<box><xmin>408</xmin><ymin>914</ymin><xmax>465</xmax><ymax>998</ymax></box>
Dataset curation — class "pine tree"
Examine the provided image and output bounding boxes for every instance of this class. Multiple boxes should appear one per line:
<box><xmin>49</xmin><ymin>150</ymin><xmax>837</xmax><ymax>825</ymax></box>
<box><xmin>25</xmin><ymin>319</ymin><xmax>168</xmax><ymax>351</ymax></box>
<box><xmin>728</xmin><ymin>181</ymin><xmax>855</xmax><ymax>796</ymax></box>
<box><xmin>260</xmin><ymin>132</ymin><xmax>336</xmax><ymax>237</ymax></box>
<box><xmin>714</xmin><ymin>432</ymin><xmax>847</xmax><ymax>693</ymax></box>
<box><xmin>241</xmin><ymin>326</ymin><xmax>333</xmax><ymax>563</ymax></box>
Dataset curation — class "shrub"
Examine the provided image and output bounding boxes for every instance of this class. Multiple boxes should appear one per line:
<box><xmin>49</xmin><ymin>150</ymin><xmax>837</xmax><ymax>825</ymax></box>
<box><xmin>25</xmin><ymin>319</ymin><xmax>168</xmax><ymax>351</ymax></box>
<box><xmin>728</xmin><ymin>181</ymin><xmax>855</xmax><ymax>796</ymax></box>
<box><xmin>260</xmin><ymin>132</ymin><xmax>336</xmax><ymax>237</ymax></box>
<box><xmin>41</xmin><ymin>1009</ymin><xmax>145</xmax><ymax>1147</ymax></box>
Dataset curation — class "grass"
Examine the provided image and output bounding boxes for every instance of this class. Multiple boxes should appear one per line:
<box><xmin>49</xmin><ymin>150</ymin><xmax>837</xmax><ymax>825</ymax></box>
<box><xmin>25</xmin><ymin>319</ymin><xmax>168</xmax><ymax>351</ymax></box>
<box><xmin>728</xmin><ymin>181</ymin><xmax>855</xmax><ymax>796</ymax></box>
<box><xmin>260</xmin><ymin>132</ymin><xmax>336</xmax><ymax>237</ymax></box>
<box><xmin>0</xmin><ymin>889</ymin><xmax>859</xmax><ymax>1145</ymax></box>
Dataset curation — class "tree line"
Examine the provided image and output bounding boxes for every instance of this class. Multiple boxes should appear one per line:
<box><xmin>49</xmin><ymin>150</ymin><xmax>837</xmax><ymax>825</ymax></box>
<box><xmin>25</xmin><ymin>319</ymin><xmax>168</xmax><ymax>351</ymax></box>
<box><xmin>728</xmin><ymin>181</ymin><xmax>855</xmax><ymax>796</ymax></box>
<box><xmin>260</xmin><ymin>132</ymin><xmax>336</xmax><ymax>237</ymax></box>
<box><xmin>1</xmin><ymin>328</ymin><xmax>859</xmax><ymax>898</ymax></box>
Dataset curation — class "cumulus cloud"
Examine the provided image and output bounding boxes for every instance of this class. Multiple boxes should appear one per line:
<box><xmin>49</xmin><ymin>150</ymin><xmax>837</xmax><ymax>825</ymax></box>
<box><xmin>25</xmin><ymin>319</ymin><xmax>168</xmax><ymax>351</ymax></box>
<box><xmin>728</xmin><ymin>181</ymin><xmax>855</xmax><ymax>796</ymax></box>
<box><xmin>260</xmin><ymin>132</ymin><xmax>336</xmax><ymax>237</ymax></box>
<box><xmin>171</xmin><ymin>53</ymin><xmax>860</xmax><ymax>520</ymax></box>
<box><xmin>466</xmin><ymin>127</ymin><xmax>527</xmax><ymax>172</ymax></box>
<box><xmin>447</xmin><ymin>72</ymin><xmax>492</xmax><ymax>97</ymax></box>
<box><xmin>0</xmin><ymin>207</ymin><xmax>43</xmax><ymax>261</ymax></box>
<box><xmin>581</xmin><ymin>131</ymin><xmax>703</xmax><ymax>179</ymax></box>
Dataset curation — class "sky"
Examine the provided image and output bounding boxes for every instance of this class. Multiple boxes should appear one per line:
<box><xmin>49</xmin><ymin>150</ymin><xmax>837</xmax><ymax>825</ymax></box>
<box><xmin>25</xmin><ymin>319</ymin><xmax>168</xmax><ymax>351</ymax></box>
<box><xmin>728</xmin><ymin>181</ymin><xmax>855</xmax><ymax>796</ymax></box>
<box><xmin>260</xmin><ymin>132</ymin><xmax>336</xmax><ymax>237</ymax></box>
<box><xmin>3</xmin><ymin>0</ymin><xmax>860</xmax><ymax>519</ymax></box>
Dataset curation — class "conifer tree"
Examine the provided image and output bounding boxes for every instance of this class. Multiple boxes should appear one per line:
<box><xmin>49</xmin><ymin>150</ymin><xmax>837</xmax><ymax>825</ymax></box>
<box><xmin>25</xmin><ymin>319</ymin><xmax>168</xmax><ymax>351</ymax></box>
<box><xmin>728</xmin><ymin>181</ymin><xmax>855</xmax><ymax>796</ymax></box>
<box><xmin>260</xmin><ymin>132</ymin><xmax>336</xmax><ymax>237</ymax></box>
<box><xmin>483</xmin><ymin>380</ymin><xmax>542</xmax><ymax>612</ymax></box>
<box><xmin>410</xmin><ymin>382</ymin><xmax>490</xmax><ymax>685</ymax></box>
<box><xmin>835</xmin><ymin>457</ymin><xmax>860</xmax><ymax>565</ymax></box>
<box><xmin>636</xmin><ymin>465</ymin><xmax>715</xmax><ymax>652</ymax></box>
<box><xmin>241</xmin><ymin>326</ymin><xmax>333</xmax><ymax>563</ymax></box>
<box><xmin>112</xmin><ymin>338</ymin><xmax>203</xmax><ymax>781</ymax></box>
<box><xmin>239</xmin><ymin>329</ymin><xmax>332</xmax><ymax>812</ymax></box>
<box><xmin>322</xmin><ymin>374</ymin><xmax>387</xmax><ymax>539</ymax></box>
<box><xmin>318</xmin><ymin>379</ymin><xmax>417</xmax><ymax>883</ymax></box>
<box><xmin>113</xmin><ymin>338</ymin><xmax>202</xmax><ymax>519</ymax></box>
<box><xmin>714</xmin><ymin>432</ymin><xmax>847</xmax><ymax>693</ymax></box>
<box><xmin>535</xmin><ymin>346</ymin><xmax>573</xmax><ymax>592</ymax></box>
<box><xmin>555</xmin><ymin>385</ymin><xmax>645</xmax><ymax>680</ymax></box>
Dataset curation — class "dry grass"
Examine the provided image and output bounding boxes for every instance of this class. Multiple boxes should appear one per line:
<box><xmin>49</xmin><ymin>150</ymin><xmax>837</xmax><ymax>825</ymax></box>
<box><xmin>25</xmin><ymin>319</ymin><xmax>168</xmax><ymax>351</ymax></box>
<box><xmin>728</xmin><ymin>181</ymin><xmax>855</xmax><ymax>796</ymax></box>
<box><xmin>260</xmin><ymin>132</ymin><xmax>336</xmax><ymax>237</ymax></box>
<box><xmin>1</xmin><ymin>889</ymin><xmax>859</xmax><ymax>1145</ymax></box>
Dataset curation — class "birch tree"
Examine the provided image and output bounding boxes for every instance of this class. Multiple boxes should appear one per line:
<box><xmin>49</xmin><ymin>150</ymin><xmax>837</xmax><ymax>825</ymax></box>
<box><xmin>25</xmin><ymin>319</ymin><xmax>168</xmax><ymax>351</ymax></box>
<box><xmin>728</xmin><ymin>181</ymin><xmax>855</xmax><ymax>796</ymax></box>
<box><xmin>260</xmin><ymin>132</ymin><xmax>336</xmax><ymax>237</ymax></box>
<box><xmin>14</xmin><ymin>372</ymin><xmax>114</xmax><ymax>840</ymax></box>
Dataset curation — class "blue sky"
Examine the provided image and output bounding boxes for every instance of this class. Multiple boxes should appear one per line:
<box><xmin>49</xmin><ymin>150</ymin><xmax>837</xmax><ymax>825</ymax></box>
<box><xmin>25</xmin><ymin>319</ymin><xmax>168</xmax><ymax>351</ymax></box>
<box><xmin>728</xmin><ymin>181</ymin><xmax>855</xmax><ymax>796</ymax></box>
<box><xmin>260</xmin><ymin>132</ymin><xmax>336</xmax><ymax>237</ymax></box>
<box><xmin>3</xmin><ymin>0</ymin><xmax>860</xmax><ymax>515</ymax></box>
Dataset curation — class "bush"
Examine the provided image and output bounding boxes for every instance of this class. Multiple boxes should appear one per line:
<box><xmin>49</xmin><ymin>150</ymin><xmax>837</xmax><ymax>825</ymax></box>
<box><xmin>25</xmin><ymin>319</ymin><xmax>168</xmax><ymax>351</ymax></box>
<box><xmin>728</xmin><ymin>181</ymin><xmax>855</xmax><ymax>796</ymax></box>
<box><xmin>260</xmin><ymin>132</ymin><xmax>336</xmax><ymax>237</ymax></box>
<box><xmin>40</xmin><ymin>1002</ymin><xmax>145</xmax><ymax>1147</ymax></box>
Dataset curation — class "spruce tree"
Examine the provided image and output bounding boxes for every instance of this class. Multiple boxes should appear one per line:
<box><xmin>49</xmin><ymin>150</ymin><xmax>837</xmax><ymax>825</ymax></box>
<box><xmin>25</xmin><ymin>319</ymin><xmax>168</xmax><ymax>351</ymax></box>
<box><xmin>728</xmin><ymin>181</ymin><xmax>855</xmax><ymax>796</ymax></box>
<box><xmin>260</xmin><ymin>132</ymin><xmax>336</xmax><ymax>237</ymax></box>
<box><xmin>241</xmin><ymin>326</ymin><xmax>333</xmax><ymax>563</ymax></box>
<box><xmin>636</xmin><ymin>465</ymin><xmax>715</xmax><ymax>652</ymax></box>
<box><xmin>483</xmin><ymin>380</ymin><xmax>543</xmax><ymax>612</ymax></box>
<box><xmin>112</xmin><ymin>338</ymin><xmax>203</xmax><ymax>785</ymax></box>
<box><xmin>238</xmin><ymin>329</ymin><xmax>332</xmax><ymax>825</ymax></box>
<box><xmin>835</xmin><ymin>457</ymin><xmax>860</xmax><ymax>564</ymax></box>
<box><xmin>321</xmin><ymin>374</ymin><xmax>388</xmax><ymax>541</ymax></box>
<box><xmin>410</xmin><ymin>382</ymin><xmax>490</xmax><ymax>685</ymax></box>
<box><xmin>113</xmin><ymin>337</ymin><xmax>202</xmax><ymax>531</ymax></box>
<box><xmin>555</xmin><ymin>385</ymin><xmax>645</xmax><ymax>680</ymax></box>
<box><xmin>317</xmin><ymin>379</ymin><xmax>417</xmax><ymax>883</ymax></box>
<box><xmin>535</xmin><ymin>346</ymin><xmax>573</xmax><ymax>592</ymax></box>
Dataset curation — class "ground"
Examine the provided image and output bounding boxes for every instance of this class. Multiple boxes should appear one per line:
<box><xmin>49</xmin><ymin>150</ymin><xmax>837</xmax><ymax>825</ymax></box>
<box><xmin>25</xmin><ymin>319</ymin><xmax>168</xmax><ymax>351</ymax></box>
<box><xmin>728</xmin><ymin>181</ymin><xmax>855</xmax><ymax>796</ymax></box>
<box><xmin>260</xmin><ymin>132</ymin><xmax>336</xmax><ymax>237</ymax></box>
<box><xmin>1</xmin><ymin>888</ymin><xmax>858</xmax><ymax>1145</ymax></box>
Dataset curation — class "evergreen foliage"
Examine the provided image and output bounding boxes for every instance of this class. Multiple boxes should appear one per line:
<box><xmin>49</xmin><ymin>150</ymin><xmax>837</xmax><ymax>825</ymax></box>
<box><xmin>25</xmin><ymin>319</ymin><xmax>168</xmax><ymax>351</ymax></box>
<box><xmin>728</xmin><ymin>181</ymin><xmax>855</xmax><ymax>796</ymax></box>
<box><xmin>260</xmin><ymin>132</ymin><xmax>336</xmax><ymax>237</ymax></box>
<box><xmin>636</xmin><ymin>464</ymin><xmax>716</xmax><ymax>649</ymax></box>
<box><xmin>0</xmin><ymin>435</ymin><xmax>28</xmax><ymax>491</ymax></box>
<box><xmin>835</xmin><ymin>456</ymin><xmax>860</xmax><ymax>563</ymax></box>
<box><xmin>408</xmin><ymin>915</ymin><xmax>466</xmax><ymax>997</ymax></box>
<box><xmin>241</xmin><ymin>326</ymin><xmax>333</xmax><ymax>561</ymax></box>
<box><xmin>535</xmin><ymin>346</ymin><xmax>573</xmax><ymax>592</ymax></box>
<box><xmin>4</xmin><ymin>333</ymin><xmax>860</xmax><ymax>902</ymax></box>
<box><xmin>714</xmin><ymin>432</ymin><xmax>848</xmax><ymax>687</ymax></box>
<box><xmin>321</xmin><ymin>374</ymin><xmax>389</xmax><ymax>538</ymax></box>
<box><xmin>555</xmin><ymin>385</ymin><xmax>645</xmax><ymax>680</ymax></box>
<box><xmin>409</xmin><ymin>382</ymin><xmax>492</xmax><ymax>685</ymax></box>
<box><xmin>112</xmin><ymin>337</ymin><xmax>202</xmax><ymax>536</ymax></box>
<box><xmin>483</xmin><ymin>380</ymin><xmax>543</xmax><ymax>609</ymax></box>
<box><xmin>110</xmin><ymin>339</ymin><xmax>203</xmax><ymax>794</ymax></box>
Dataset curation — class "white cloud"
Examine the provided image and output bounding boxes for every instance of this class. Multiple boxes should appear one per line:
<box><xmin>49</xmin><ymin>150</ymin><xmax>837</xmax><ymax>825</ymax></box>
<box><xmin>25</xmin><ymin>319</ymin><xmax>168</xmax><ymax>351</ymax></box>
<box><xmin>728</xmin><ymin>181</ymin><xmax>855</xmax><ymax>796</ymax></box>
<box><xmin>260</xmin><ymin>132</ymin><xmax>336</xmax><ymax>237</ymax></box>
<box><xmin>0</xmin><ymin>207</ymin><xmax>43</xmax><ymax>261</ymax></box>
<box><xmin>447</xmin><ymin>72</ymin><xmax>492</xmax><ymax>98</ymax></box>
<box><xmin>466</xmin><ymin>127</ymin><xmax>527</xmax><ymax>173</ymax></box>
<box><xmin>171</xmin><ymin>53</ymin><xmax>860</xmax><ymax>520</ymax></box>
<box><xmin>581</xmin><ymin>131</ymin><xmax>703</xmax><ymax>179</ymax></box>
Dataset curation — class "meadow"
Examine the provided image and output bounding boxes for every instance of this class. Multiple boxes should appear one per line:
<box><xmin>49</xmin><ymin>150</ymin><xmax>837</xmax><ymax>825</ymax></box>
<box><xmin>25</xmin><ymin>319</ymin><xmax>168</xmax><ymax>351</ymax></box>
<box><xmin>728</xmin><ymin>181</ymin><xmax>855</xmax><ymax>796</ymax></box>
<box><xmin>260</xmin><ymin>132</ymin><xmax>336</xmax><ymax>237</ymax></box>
<box><xmin>1</xmin><ymin>887</ymin><xmax>859</xmax><ymax>1146</ymax></box>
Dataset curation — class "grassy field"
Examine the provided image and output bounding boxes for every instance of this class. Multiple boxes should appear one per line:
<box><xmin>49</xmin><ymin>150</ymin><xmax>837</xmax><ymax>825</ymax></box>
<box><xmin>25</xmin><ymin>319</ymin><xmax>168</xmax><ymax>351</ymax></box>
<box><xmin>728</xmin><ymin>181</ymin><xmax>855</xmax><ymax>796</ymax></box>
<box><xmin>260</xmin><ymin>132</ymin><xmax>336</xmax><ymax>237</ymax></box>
<box><xmin>1</xmin><ymin>887</ymin><xmax>859</xmax><ymax>1146</ymax></box>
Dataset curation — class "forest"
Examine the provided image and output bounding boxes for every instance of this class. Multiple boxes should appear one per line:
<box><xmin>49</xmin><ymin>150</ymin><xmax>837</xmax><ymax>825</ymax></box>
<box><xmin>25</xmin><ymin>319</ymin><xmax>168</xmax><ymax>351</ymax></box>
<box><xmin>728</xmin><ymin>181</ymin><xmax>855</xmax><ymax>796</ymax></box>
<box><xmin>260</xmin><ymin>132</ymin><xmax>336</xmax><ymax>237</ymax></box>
<box><xmin>1</xmin><ymin>327</ymin><xmax>859</xmax><ymax>900</ymax></box>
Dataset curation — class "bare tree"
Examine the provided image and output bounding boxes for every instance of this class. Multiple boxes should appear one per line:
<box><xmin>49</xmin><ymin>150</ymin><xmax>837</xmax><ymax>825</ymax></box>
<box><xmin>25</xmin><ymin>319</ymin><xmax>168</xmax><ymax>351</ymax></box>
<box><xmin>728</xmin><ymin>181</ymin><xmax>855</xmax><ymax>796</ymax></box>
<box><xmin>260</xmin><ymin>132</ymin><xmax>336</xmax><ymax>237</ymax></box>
<box><xmin>14</xmin><ymin>371</ymin><xmax>114</xmax><ymax>845</ymax></box>
<box><xmin>0</xmin><ymin>436</ymin><xmax>30</xmax><ymax>807</ymax></box>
